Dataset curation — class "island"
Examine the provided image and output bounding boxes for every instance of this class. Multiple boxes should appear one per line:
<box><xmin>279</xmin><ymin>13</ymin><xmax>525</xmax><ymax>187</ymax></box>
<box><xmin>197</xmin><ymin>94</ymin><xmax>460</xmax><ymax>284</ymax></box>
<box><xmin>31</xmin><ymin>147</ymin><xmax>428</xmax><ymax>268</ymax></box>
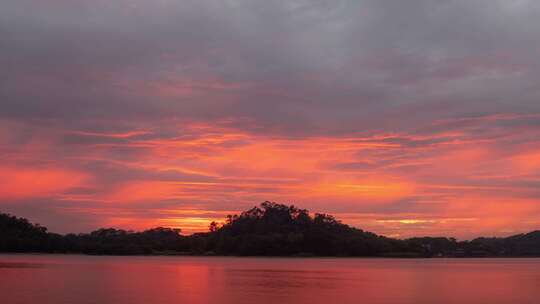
<box><xmin>2</xmin><ymin>202</ymin><xmax>540</xmax><ymax>257</ymax></box>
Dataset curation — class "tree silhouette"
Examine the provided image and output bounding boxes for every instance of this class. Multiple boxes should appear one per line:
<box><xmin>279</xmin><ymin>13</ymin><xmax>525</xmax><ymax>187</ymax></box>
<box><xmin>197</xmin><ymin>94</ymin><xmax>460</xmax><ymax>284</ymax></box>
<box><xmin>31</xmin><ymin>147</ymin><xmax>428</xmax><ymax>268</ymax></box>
<box><xmin>2</xmin><ymin>202</ymin><xmax>540</xmax><ymax>257</ymax></box>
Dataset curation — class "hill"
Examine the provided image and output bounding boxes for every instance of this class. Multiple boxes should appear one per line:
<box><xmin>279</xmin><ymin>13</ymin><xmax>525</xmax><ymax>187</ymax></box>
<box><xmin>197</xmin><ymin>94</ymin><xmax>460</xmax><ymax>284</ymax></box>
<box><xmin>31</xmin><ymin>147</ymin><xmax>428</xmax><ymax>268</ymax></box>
<box><xmin>1</xmin><ymin>202</ymin><xmax>540</xmax><ymax>257</ymax></box>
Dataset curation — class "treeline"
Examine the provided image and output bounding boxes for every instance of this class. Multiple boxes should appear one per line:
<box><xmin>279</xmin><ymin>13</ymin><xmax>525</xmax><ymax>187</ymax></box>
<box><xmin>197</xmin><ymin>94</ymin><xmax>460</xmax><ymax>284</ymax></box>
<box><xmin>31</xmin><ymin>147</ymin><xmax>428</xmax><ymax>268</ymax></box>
<box><xmin>1</xmin><ymin>202</ymin><xmax>540</xmax><ymax>257</ymax></box>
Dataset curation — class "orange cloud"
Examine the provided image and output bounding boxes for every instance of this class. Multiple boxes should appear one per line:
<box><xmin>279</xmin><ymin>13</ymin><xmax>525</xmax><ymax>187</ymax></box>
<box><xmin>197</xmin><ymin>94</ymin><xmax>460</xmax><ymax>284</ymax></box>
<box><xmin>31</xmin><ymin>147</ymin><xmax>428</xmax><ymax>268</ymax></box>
<box><xmin>106</xmin><ymin>181</ymin><xmax>183</xmax><ymax>203</ymax></box>
<box><xmin>4</xmin><ymin>117</ymin><xmax>540</xmax><ymax>239</ymax></box>
<box><xmin>0</xmin><ymin>167</ymin><xmax>88</xmax><ymax>200</ymax></box>
<box><xmin>512</xmin><ymin>149</ymin><xmax>540</xmax><ymax>173</ymax></box>
<box><xmin>303</xmin><ymin>178</ymin><xmax>416</xmax><ymax>202</ymax></box>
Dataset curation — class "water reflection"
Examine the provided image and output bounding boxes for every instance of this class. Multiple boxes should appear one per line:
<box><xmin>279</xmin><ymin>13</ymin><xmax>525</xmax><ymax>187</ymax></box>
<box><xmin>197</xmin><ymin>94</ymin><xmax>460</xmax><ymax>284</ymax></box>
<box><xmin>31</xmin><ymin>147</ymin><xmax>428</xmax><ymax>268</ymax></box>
<box><xmin>0</xmin><ymin>262</ymin><xmax>44</xmax><ymax>268</ymax></box>
<box><xmin>0</xmin><ymin>255</ymin><xmax>539</xmax><ymax>304</ymax></box>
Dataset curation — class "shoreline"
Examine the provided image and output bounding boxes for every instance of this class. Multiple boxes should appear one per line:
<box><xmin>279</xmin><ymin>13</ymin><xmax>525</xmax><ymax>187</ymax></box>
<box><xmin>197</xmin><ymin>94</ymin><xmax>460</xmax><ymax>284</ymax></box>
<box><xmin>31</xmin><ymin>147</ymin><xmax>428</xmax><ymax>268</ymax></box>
<box><xmin>1</xmin><ymin>252</ymin><xmax>540</xmax><ymax>259</ymax></box>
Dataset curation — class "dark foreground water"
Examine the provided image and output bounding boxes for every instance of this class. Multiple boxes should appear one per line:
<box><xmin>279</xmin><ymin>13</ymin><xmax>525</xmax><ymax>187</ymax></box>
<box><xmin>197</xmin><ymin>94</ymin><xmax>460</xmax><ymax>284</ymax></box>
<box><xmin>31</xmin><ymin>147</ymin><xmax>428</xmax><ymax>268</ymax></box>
<box><xmin>1</xmin><ymin>255</ymin><xmax>539</xmax><ymax>304</ymax></box>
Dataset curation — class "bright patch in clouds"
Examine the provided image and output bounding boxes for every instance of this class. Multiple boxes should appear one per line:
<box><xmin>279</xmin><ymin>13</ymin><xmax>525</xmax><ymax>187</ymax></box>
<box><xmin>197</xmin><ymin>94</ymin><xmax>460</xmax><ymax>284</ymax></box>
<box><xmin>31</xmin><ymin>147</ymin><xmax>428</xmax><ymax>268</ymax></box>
<box><xmin>0</xmin><ymin>167</ymin><xmax>88</xmax><ymax>199</ymax></box>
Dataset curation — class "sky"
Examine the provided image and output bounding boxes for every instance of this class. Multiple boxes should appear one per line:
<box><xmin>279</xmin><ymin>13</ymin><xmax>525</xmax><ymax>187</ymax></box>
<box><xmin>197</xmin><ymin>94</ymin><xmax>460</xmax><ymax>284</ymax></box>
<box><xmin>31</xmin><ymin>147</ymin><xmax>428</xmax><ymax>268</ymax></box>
<box><xmin>1</xmin><ymin>0</ymin><xmax>540</xmax><ymax>239</ymax></box>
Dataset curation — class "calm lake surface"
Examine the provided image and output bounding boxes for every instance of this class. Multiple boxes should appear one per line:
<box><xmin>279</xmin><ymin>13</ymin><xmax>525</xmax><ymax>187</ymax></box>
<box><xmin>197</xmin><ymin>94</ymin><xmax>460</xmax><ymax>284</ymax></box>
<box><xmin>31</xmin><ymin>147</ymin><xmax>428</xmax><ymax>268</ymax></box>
<box><xmin>1</xmin><ymin>255</ymin><xmax>539</xmax><ymax>304</ymax></box>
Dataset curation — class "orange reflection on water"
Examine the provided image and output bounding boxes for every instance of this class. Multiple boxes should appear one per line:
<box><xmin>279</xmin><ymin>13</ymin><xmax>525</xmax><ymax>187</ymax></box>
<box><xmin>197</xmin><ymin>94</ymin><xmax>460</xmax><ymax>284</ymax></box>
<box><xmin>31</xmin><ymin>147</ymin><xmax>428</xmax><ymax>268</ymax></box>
<box><xmin>1</xmin><ymin>255</ymin><xmax>540</xmax><ymax>304</ymax></box>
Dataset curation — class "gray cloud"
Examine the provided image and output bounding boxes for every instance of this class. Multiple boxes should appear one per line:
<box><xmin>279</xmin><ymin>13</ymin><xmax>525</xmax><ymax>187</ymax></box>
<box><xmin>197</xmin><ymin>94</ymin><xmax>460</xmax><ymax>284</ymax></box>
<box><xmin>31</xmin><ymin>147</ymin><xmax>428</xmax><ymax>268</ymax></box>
<box><xmin>1</xmin><ymin>0</ymin><xmax>539</xmax><ymax>135</ymax></box>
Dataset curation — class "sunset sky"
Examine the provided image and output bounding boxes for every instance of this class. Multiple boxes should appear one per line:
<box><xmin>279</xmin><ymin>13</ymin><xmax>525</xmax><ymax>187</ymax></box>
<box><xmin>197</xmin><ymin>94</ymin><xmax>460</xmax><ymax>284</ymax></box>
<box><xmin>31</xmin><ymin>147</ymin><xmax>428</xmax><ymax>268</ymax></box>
<box><xmin>1</xmin><ymin>0</ymin><xmax>540</xmax><ymax>239</ymax></box>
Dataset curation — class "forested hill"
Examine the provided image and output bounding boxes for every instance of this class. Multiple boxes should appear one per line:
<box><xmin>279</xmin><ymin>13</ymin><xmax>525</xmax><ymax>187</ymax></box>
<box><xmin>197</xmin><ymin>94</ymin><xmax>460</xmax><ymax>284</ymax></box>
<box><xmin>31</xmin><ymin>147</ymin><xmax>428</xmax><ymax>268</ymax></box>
<box><xmin>1</xmin><ymin>202</ymin><xmax>540</xmax><ymax>257</ymax></box>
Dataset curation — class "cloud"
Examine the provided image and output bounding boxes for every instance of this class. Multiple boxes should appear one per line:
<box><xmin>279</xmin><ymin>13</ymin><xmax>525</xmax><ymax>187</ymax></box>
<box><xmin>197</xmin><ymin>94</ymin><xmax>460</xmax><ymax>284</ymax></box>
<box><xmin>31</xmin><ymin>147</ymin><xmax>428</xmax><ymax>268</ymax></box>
<box><xmin>1</xmin><ymin>0</ymin><xmax>540</xmax><ymax>238</ymax></box>
<box><xmin>0</xmin><ymin>167</ymin><xmax>89</xmax><ymax>200</ymax></box>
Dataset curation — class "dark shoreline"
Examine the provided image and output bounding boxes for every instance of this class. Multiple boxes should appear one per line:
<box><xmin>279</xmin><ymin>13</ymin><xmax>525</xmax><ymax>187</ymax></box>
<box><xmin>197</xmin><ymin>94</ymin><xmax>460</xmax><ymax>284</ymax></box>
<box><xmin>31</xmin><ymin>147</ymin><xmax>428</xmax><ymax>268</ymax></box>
<box><xmin>2</xmin><ymin>252</ymin><xmax>540</xmax><ymax>259</ymax></box>
<box><xmin>3</xmin><ymin>202</ymin><xmax>540</xmax><ymax>258</ymax></box>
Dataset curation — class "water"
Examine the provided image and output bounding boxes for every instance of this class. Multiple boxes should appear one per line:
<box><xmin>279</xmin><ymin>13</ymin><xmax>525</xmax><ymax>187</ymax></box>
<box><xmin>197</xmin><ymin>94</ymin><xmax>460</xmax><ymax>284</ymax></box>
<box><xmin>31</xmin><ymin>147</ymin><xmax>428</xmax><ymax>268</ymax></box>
<box><xmin>1</xmin><ymin>255</ymin><xmax>539</xmax><ymax>304</ymax></box>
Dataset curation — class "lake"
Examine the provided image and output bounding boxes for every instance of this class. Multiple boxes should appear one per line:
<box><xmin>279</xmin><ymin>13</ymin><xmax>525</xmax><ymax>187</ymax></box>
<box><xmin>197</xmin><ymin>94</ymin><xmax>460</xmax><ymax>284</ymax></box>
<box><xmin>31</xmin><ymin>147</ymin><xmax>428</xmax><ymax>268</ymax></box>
<box><xmin>1</xmin><ymin>255</ymin><xmax>539</xmax><ymax>304</ymax></box>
